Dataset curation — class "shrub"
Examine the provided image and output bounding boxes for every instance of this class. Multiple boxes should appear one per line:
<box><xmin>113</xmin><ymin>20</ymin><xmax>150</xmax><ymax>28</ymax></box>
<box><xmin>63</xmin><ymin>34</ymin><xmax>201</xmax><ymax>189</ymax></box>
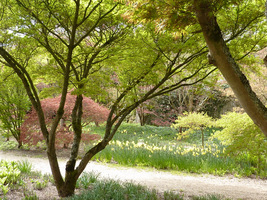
<box><xmin>20</xmin><ymin>92</ymin><xmax>107</xmax><ymax>149</ymax></box>
<box><xmin>172</xmin><ymin>112</ymin><xmax>214</xmax><ymax>147</ymax></box>
<box><xmin>213</xmin><ymin>112</ymin><xmax>267</xmax><ymax>175</ymax></box>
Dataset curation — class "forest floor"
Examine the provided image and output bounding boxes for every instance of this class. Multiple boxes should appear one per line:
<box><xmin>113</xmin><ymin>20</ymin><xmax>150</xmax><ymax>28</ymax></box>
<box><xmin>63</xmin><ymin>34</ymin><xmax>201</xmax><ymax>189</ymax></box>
<box><xmin>0</xmin><ymin>149</ymin><xmax>267</xmax><ymax>200</ymax></box>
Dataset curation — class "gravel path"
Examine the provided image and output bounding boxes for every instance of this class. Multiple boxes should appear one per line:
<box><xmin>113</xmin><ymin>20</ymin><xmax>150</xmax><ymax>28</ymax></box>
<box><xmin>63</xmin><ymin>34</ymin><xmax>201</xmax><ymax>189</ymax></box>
<box><xmin>1</xmin><ymin>150</ymin><xmax>267</xmax><ymax>200</ymax></box>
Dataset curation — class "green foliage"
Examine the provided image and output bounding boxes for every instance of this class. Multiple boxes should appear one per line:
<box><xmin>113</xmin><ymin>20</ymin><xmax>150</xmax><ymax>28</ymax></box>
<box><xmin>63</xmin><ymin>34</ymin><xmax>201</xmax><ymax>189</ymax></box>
<box><xmin>89</xmin><ymin>123</ymin><xmax>265</xmax><ymax>177</ymax></box>
<box><xmin>32</xmin><ymin>179</ymin><xmax>48</xmax><ymax>190</ymax></box>
<box><xmin>76</xmin><ymin>172</ymin><xmax>100</xmax><ymax>189</ymax></box>
<box><xmin>172</xmin><ymin>112</ymin><xmax>214</xmax><ymax>147</ymax></box>
<box><xmin>163</xmin><ymin>191</ymin><xmax>183</xmax><ymax>200</ymax></box>
<box><xmin>22</xmin><ymin>190</ymin><xmax>38</xmax><ymax>200</ymax></box>
<box><xmin>69</xmin><ymin>172</ymin><xmax>227</xmax><ymax>200</ymax></box>
<box><xmin>213</xmin><ymin>112</ymin><xmax>267</xmax><ymax>175</ymax></box>
<box><xmin>172</xmin><ymin>112</ymin><xmax>214</xmax><ymax>132</ymax></box>
<box><xmin>69</xmin><ymin>178</ymin><xmax>159</xmax><ymax>200</ymax></box>
<box><xmin>0</xmin><ymin>140</ymin><xmax>17</xmax><ymax>150</ymax></box>
<box><xmin>0</xmin><ymin>177</ymin><xmax>9</xmax><ymax>195</ymax></box>
<box><xmin>0</xmin><ymin>159</ymin><xmax>56</xmax><ymax>198</ymax></box>
<box><xmin>93</xmin><ymin>140</ymin><xmax>258</xmax><ymax>176</ymax></box>
<box><xmin>0</xmin><ymin>160</ymin><xmax>21</xmax><ymax>185</ymax></box>
<box><xmin>17</xmin><ymin>160</ymin><xmax>33</xmax><ymax>174</ymax></box>
<box><xmin>0</xmin><ymin>70</ymin><xmax>31</xmax><ymax>147</ymax></box>
<box><xmin>192</xmin><ymin>194</ymin><xmax>229</xmax><ymax>200</ymax></box>
<box><xmin>0</xmin><ymin>160</ymin><xmax>21</xmax><ymax>195</ymax></box>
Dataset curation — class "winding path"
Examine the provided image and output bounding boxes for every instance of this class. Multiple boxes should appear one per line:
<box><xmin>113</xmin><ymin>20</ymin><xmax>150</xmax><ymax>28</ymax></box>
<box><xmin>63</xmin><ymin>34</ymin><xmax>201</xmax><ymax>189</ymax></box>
<box><xmin>1</xmin><ymin>150</ymin><xmax>266</xmax><ymax>200</ymax></box>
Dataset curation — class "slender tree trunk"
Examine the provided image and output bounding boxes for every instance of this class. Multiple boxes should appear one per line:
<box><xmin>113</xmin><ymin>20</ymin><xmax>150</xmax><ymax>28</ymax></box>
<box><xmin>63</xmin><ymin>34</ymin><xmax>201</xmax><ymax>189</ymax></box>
<box><xmin>18</xmin><ymin>140</ymin><xmax>22</xmax><ymax>148</ymax></box>
<box><xmin>194</xmin><ymin>1</ymin><xmax>267</xmax><ymax>137</ymax></box>
<box><xmin>188</xmin><ymin>94</ymin><xmax>193</xmax><ymax>112</ymax></box>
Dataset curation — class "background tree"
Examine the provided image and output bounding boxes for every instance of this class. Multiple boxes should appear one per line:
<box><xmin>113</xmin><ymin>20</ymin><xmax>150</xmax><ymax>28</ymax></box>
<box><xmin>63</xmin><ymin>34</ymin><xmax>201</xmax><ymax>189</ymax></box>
<box><xmin>172</xmin><ymin>112</ymin><xmax>213</xmax><ymax>148</ymax></box>
<box><xmin>134</xmin><ymin>77</ymin><xmax>233</xmax><ymax>127</ymax></box>
<box><xmin>0</xmin><ymin>69</ymin><xmax>31</xmax><ymax>148</ymax></box>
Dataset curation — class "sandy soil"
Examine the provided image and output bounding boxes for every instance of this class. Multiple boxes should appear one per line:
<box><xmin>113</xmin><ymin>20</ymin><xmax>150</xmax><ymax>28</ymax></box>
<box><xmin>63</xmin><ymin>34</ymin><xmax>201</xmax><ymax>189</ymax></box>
<box><xmin>0</xmin><ymin>150</ymin><xmax>266</xmax><ymax>200</ymax></box>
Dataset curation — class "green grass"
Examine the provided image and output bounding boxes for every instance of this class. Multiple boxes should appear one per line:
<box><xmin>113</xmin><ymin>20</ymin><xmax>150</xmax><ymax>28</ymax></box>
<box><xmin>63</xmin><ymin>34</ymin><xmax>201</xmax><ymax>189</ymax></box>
<box><xmin>17</xmin><ymin>160</ymin><xmax>33</xmax><ymax>174</ymax></box>
<box><xmin>68</xmin><ymin>172</ymin><xmax>229</xmax><ymax>200</ymax></box>
<box><xmin>76</xmin><ymin>171</ymin><xmax>100</xmax><ymax>189</ymax></box>
<box><xmin>87</xmin><ymin>123</ymin><xmax>178</xmax><ymax>143</ymax></box>
<box><xmin>70</xmin><ymin>179</ymin><xmax>158</xmax><ymax>200</ymax></box>
<box><xmin>87</xmin><ymin>123</ymin><xmax>266</xmax><ymax>178</ymax></box>
<box><xmin>192</xmin><ymin>194</ymin><xmax>231</xmax><ymax>200</ymax></box>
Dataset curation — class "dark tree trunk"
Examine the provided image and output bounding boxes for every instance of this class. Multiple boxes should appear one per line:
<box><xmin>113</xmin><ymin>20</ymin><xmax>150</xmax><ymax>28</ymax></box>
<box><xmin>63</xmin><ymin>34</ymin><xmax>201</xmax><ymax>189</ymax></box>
<box><xmin>18</xmin><ymin>140</ymin><xmax>22</xmax><ymax>148</ymax></box>
<box><xmin>194</xmin><ymin>1</ymin><xmax>267</xmax><ymax>137</ymax></box>
<box><xmin>57</xmin><ymin>173</ymin><xmax>78</xmax><ymax>197</ymax></box>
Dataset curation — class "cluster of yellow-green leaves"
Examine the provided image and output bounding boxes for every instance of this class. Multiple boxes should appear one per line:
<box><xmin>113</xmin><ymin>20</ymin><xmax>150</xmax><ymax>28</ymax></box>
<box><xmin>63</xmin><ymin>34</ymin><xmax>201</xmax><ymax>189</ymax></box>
<box><xmin>172</xmin><ymin>112</ymin><xmax>213</xmax><ymax>147</ymax></box>
<box><xmin>213</xmin><ymin>112</ymin><xmax>267</xmax><ymax>170</ymax></box>
<box><xmin>172</xmin><ymin>111</ymin><xmax>267</xmax><ymax>171</ymax></box>
<box><xmin>0</xmin><ymin>160</ymin><xmax>21</xmax><ymax>195</ymax></box>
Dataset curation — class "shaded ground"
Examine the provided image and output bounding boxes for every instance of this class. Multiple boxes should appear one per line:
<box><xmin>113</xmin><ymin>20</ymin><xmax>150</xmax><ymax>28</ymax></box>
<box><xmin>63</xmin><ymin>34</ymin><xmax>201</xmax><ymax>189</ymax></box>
<box><xmin>0</xmin><ymin>149</ymin><xmax>267</xmax><ymax>200</ymax></box>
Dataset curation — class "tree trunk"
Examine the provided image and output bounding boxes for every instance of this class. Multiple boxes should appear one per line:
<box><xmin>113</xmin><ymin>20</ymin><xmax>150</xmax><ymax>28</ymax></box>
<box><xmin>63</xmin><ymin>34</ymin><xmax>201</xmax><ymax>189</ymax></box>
<box><xmin>194</xmin><ymin>1</ymin><xmax>267</xmax><ymax>137</ymax></box>
<box><xmin>137</xmin><ymin>107</ymin><xmax>145</xmax><ymax>126</ymax></box>
<box><xmin>188</xmin><ymin>93</ymin><xmax>193</xmax><ymax>112</ymax></box>
<box><xmin>57</xmin><ymin>173</ymin><xmax>78</xmax><ymax>197</ymax></box>
<box><xmin>18</xmin><ymin>140</ymin><xmax>22</xmax><ymax>149</ymax></box>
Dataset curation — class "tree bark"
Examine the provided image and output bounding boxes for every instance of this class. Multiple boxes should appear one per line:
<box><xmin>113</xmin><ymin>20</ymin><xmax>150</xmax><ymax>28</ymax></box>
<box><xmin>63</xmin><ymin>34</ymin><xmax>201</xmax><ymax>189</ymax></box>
<box><xmin>194</xmin><ymin>0</ymin><xmax>267</xmax><ymax>137</ymax></box>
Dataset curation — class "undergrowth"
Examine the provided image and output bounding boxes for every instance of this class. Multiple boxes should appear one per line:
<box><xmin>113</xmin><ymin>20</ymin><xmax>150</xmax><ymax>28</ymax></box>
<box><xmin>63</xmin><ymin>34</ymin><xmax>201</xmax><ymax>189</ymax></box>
<box><xmin>87</xmin><ymin>123</ymin><xmax>267</xmax><ymax>178</ymax></box>
<box><xmin>70</xmin><ymin>171</ymin><xmax>230</xmax><ymax>200</ymax></box>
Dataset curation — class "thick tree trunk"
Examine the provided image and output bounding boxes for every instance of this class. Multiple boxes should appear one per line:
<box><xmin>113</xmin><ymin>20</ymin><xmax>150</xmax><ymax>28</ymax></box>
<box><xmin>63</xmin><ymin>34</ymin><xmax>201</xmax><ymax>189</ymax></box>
<box><xmin>194</xmin><ymin>1</ymin><xmax>267</xmax><ymax>137</ymax></box>
<box><xmin>57</xmin><ymin>173</ymin><xmax>78</xmax><ymax>197</ymax></box>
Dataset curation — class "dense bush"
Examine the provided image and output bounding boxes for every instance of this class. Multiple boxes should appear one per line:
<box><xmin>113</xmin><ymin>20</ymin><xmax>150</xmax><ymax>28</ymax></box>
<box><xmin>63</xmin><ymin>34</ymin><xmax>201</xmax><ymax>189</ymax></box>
<box><xmin>213</xmin><ymin>112</ymin><xmax>267</xmax><ymax>175</ymax></box>
<box><xmin>20</xmin><ymin>92</ymin><xmax>108</xmax><ymax>148</ymax></box>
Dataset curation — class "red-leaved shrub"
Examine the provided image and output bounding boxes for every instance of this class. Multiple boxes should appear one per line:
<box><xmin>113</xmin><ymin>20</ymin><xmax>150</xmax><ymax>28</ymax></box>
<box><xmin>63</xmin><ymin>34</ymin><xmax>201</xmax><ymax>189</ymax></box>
<box><xmin>20</xmin><ymin>92</ymin><xmax>109</xmax><ymax>149</ymax></box>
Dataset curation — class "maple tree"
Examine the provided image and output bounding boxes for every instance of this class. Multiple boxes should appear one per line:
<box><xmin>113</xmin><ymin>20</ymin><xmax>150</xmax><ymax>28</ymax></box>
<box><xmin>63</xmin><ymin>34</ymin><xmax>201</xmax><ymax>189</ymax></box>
<box><xmin>20</xmin><ymin>92</ymin><xmax>108</xmax><ymax>148</ymax></box>
<box><xmin>172</xmin><ymin>112</ymin><xmax>213</xmax><ymax>147</ymax></box>
<box><xmin>126</xmin><ymin>0</ymin><xmax>267</xmax><ymax>136</ymax></box>
<box><xmin>0</xmin><ymin>0</ymin><xmax>127</xmax><ymax>196</ymax></box>
<box><xmin>194</xmin><ymin>0</ymin><xmax>267</xmax><ymax>137</ymax></box>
